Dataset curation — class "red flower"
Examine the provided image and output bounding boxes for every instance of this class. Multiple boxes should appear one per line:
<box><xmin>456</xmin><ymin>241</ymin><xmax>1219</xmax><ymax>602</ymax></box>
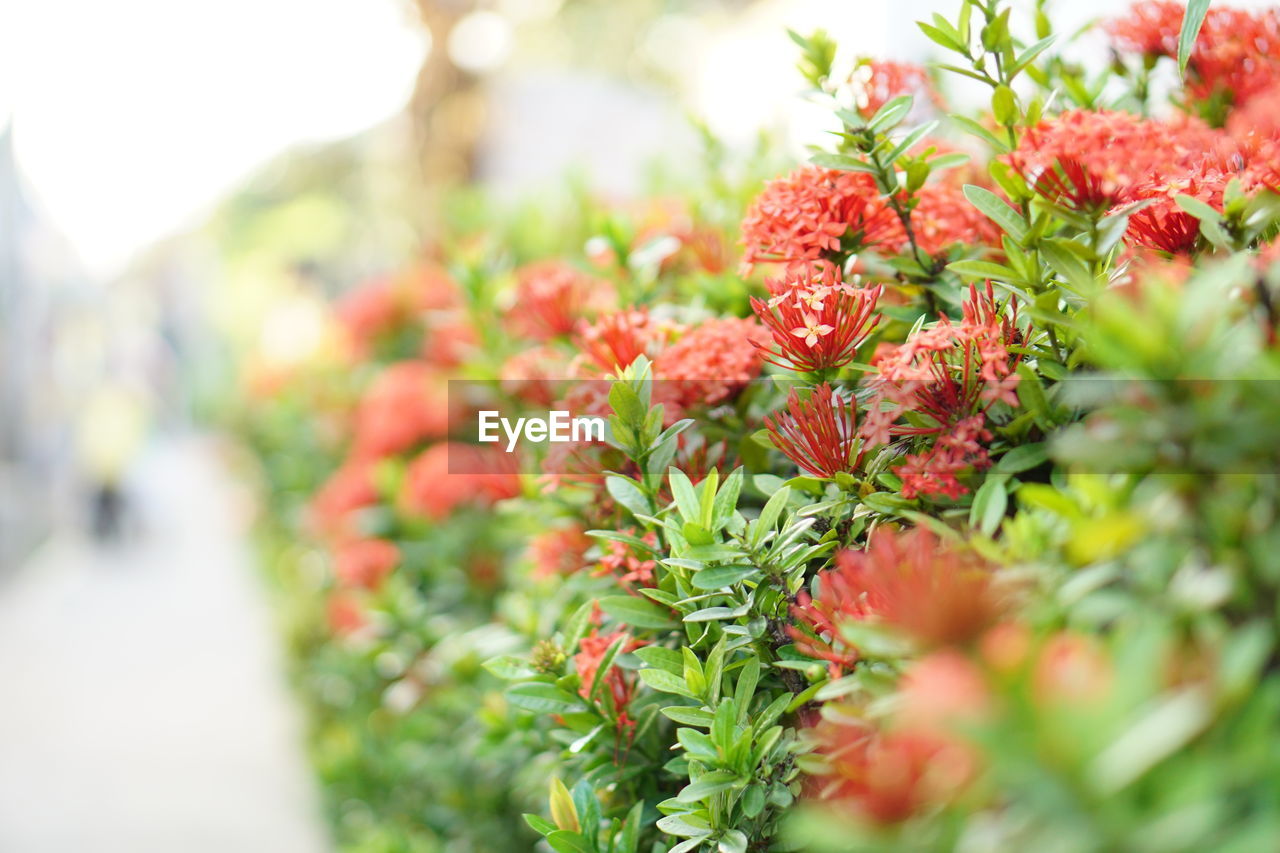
<box><xmin>765</xmin><ymin>383</ymin><xmax>862</xmax><ymax>480</ymax></box>
<box><xmin>1123</xmin><ymin>167</ymin><xmax>1231</xmax><ymax>254</ymax></box>
<box><xmin>652</xmin><ymin>317</ymin><xmax>770</xmax><ymax>418</ymax></box>
<box><xmin>894</xmin><ymin>183</ymin><xmax>1001</xmax><ymax>256</ymax></box>
<box><xmin>528</xmin><ymin>525</ymin><xmax>593</xmax><ymax>578</ymax></box>
<box><xmin>352</xmin><ymin>362</ymin><xmax>452</xmax><ymax>461</ymax></box>
<box><xmin>309</xmin><ymin>461</ymin><xmax>378</xmax><ymax>542</ymax></box>
<box><xmin>574</xmin><ymin>309</ymin><xmax>676</xmax><ymax>374</ymax></box>
<box><xmin>575</xmin><ymin>630</ymin><xmax>644</xmax><ymax>725</ymax></box>
<box><xmin>862</xmin><ymin>284</ymin><xmax>1021</xmax><ymax>499</ymax></box>
<box><xmin>740</xmin><ymin>167</ymin><xmax>900</xmax><ymax>271</ymax></box>
<box><xmin>334</xmin><ymin>538</ymin><xmax>400</xmax><ymax>590</ymax></box>
<box><xmin>1109</xmin><ymin>2</ymin><xmax>1280</xmax><ymax>104</ymax></box>
<box><xmin>751</xmin><ymin>265</ymin><xmax>882</xmax><ymax>374</ymax></box>
<box><xmin>421</xmin><ymin>314</ymin><xmax>478</xmax><ymax>368</ymax></box>
<box><xmin>1008</xmin><ymin>109</ymin><xmax>1231</xmax><ymax>210</ymax></box>
<box><xmin>509</xmin><ymin>261</ymin><xmax>615</xmax><ymax>341</ymax></box>
<box><xmin>327</xmin><ymin>592</ymin><xmax>369</xmax><ymax>637</ymax></box>
<box><xmin>792</xmin><ymin>528</ymin><xmax>1001</xmax><ymax>669</ymax></box>
<box><xmin>593</xmin><ymin>529</ymin><xmax>658</xmax><ymax>589</ymax></box>
<box><xmin>811</xmin><ymin>722</ymin><xmax>976</xmax><ymax>824</ymax></box>
<box><xmin>850</xmin><ymin>59</ymin><xmax>943</xmax><ymax>119</ymax></box>
<box><xmin>401</xmin><ymin>443</ymin><xmax>521</xmax><ymax>520</ymax></box>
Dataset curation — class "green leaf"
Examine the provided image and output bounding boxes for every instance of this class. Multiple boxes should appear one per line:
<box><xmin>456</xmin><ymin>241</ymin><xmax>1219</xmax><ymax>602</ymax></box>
<box><xmin>483</xmin><ymin>655</ymin><xmax>535</xmax><ymax>680</ymax></box>
<box><xmin>947</xmin><ymin>259</ymin><xmax>1019</xmax><ymax>281</ymax></box>
<box><xmin>600</xmin><ymin>595</ymin><xmax>676</xmax><ymax>629</ymax></box>
<box><xmin>678</xmin><ymin>770</ymin><xmax>741</xmax><ymax>802</ymax></box>
<box><xmin>637</xmin><ymin>667</ymin><xmax>698</xmax><ymax>698</ymax></box>
<box><xmin>507</xmin><ymin>683</ymin><xmax>581</xmax><ymax>713</ymax></box>
<box><xmin>950</xmin><ymin>115</ymin><xmax>1011</xmax><ymax>153</ymax></box>
<box><xmin>1011</xmin><ymin>34</ymin><xmax>1057</xmax><ymax>76</ymax></box>
<box><xmin>589</xmin><ymin>635</ymin><xmax>629</xmax><ymax>705</ymax></box>
<box><xmin>811</xmin><ymin>152</ymin><xmax>876</xmax><ymax>174</ymax></box>
<box><xmin>995</xmin><ymin>443</ymin><xmax>1048</xmax><ymax>473</ymax></box>
<box><xmin>991</xmin><ymin>85</ymin><xmax>1018</xmax><ymax>126</ymax></box>
<box><xmin>524</xmin><ymin>814</ymin><xmax>558</xmax><ymax>837</ymax></box>
<box><xmin>711</xmin><ymin>468</ymin><xmax>744</xmax><ymax>531</ymax></box>
<box><xmin>969</xmin><ymin>476</ymin><xmax>1008</xmax><ymax>535</ymax></box>
<box><xmin>1089</xmin><ymin>689</ymin><xmax>1212</xmax><ymax>793</ymax></box>
<box><xmin>690</xmin><ymin>564</ymin><xmax>761</xmax><ymax>590</ymax></box>
<box><xmin>670</xmin><ymin>467</ymin><xmax>701</xmax><ymax>523</ymax></box>
<box><xmin>606</xmin><ymin>475</ymin><xmax>652</xmax><ymax>518</ymax></box>
<box><xmin>609</xmin><ymin>382</ymin><xmax>645</xmax><ymax>426</ymax></box>
<box><xmin>635</xmin><ymin>646</ymin><xmax>684</xmax><ymax>675</ymax></box>
<box><xmin>619</xmin><ymin>802</ymin><xmax>643</xmax><ymax>853</ymax></box>
<box><xmin>563</xmin><ymin>600</ymin><xmax>596</xmax><ymax>653</ymax></box>
<box><xmin>866</xmin><ymin>94</ymin><xmax>913</xmax><ymax>133</ymax></box>
<box><xmin>655</xmin><ymin>815</ymin><xmax>712</xmax><ymax>839</ymax></box>
<box><xmin>662</xmin><ymin>706</ymin><xmax>716</xmax><ymax>727</ymax></box>
<box><xmin>1177</xmin><ymin>0</ymin><xmax>1212</xmax><ymax>74</ymax></box>
<box><xmin>545</xmin><ymin>830</ymin><xmax>594</xmax><ymax>853</ymax></box>
<box><xmin>751</xmin><ymin>486</ymin><xmax>791</xmax><ymax>548</ymax></box>
<box><xmin>963</xmin><ymin>185</ymin><xmax>1028</xmax><ymax>242</ymax></box>
<box><xmin>718</xmin><ymin>830</ymin><xmax>749</xmax><ymax>853</ymax></box>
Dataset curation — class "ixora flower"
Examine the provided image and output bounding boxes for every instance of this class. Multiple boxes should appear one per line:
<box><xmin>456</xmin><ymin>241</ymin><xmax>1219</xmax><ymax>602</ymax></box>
<box><xmin>574</xmin><ymin>630</ymin><xmax>645</xmax><ymax>726</ymax></box>
<box><xmin>527</xmin><ymin>524</ymin><xmax>593</xmax><ymax>578</ymax></box>
<box><xmin>309</xmin><ymin>460</ymin><xmax>378</xmax><ymax>543</ymax></box>
<box><xmin>794</xmin><ymin>528</ymin><xmax>1003</xmax><ymax>661</ymax></box>
<box><xmin>508</xmin><ymin>261</ymin><xmax>615</xmax><ymax>341</ymax></box>
<box><xmin>849</xmin><ymin>58</ymin><xmax>943</xmax><ymax>119</ymax></box>
<box><xmin>751</xmin><ymin>265</ymin><xmax>883</xmax><ymax>374</ymax></box>
<box><xmin>1109</xmin><ymin>1</ymin><xmax>1280</xmax><ymax>105</ymax></box>
<box><xmin>739</xmin><ymin>167</ymin><xmax>901</xmax><ymax>271</ymax></box>
<box><xmin>593</xmin><ymin>528</ymin><xmax>658</xmax><ymax>588</ymax></box>
<box><xmin>808</xmin><ymin>721</ymin><xmax>977</xmax><ymax>824</ymax></box>
<box><xmin>765</xmin><ymin>383</ymin><xmax>862</xmax><ymax>480</ymax></box>
<box><xmin>652</xmin><ymin>316</ymin><xmax>770</xmax><ymax>416</ymax></box>
<box><xmin>1008</xmin><ymin>109</ymin><xmax>1231</xmax><ymax>211</ymax></box>
<box><xmin>400</xmin><ymin>443</ymin><xmax>521</xmax><ymax>520</ymax></box>
<box><xmin>573</xmin><ymin>309</ymin><xmax>679</xmax><ymax>374</ymax></box>
<box><xmin>352</xmin><ymin>361</ymin><xmax>452</xmax><ymax>461</ymax></box>
<box><xmin>1124</xmin><ymin>169</ymin><xmax>1232</xmax><ymax>254</ymax></box>
<box><xmin>862</xmin><ymin>283</ymin><xmax>1022</xmax><ymax>499</ymax></box>
<box><xmin>333</xmin><ymin>538</ymin><xmax>400</xmax><ymax>590</ymax></box>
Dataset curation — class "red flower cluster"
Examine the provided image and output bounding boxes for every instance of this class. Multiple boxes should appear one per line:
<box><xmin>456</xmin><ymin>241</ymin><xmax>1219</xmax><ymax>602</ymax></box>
<box><xmin>739</xmin><ymin>168</ymin><xmax>899</xmax><ymax>271</ymax></box>
<box><xmin>765</xmin><ymin>383</ymin><xmax>862</xmax><ymax>480</ymax></box>
<box><xmin>794</xmin><ymin>528</ymin><xmax>1001</xmax><ymax>662</ymax></box>
<box><xmin>1126</xmin><ymin>168</ymin><xmax>1232</xmax><ymax>253</ymax></box>
<box><xmin>573</xmin><ymin>309</ymin><xmax>678</xmax><ymax>374</ymax></box>
<box><xmin>751</xmin><ymin>265</ymin><xmax>883</xmax><ymax>374</ymax></box>
<box><xmin>352</xmin><ymin>361</ymin><xmax>452</xmax><ymax>460</ymax></box>
<box><xmin>863</xmin><ymin>284</ymin><xmax>1021</xmax><ymax>499</ymax></box>
<box><xmin>334</xmin><ymin>538</ymin><xmax>400</xmax><ymax>590</ymax></box>
<box><xmin>1008</xmin><ymin>109</ymin><xmax>1231</xmax><ymax>211</ymax></box>
<box><xmin>575</xmin><ymin>630</ymin><xmax>644</xmax><ymax>725</ymax></box>
<box><xmin>401</xmin><ymin>443</ymin><xmax>521</xmax><ymax>520</ymax></box>
<box><xmin>309</xmin><ymin>461</ymin><xmax>378</xmax><ymax>543</ymax></box>
<box><xmin>811</xmin><ymin>722</ymin><xmax>977</xmax><ymax>824</ymax></box>
<box><xmin>528</xmin><ymin>525</ymin><xmax>593</xmax><ymax>578</ymax></box>
<box><xmin>1108</xmin><ymin>1</ymin><xmax>1280</xmax><ymax>104</ymax></box>
<box><xmin>509</xmin><ymin>261</ymin><xmax>615</xmax><ymax>341</ymax></box>
<box><xmin>593</xmin><ymin>529</ymin><xmax>658</xmax><ymax>588</ymax></box>
<box><xmin>890</xmin><ymin>183</ymin><xmax>1001</xmax><ymax>257</ymax></box>
<box><xmin>652</xmin><ymin>317</ymin><xmax>770</xmax><ymax>416</ymax></box>
<box><xmin>336</xmin><ymin>266</ymin><xmax>458</xmax><ymax>356</ymax></box>
<box><xmin>850</xmin><ymin>59</ymin><xmax>943</xmax><ymax>119</ymax></box>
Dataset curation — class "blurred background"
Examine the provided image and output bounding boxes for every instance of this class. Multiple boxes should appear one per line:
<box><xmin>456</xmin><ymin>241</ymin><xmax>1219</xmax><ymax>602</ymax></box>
<box><xmin>0</xmin><ymin>0</ymin><xmax>1207</xmax><ymax>849</ymax></box>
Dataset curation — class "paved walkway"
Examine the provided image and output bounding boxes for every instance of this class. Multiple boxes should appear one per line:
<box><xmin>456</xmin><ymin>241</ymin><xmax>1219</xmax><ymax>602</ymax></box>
<box><xmin>0</xmin><ymin>436</ymin><xmax>329</xmax><ymax>853</ymax></box>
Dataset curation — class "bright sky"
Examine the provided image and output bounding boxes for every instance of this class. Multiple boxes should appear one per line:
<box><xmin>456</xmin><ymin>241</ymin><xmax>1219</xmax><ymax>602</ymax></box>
<box><xmin>0</xmin><ymin>0</ymin><xmax>427</xmax><ymax>277</ymax></box>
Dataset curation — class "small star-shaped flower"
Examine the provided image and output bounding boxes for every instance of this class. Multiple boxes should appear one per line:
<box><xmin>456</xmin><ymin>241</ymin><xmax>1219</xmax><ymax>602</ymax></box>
<box><xmin>792</xmin><ymin>313</ymin><xmax>834</xmax><ymax>347</ymax></box>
